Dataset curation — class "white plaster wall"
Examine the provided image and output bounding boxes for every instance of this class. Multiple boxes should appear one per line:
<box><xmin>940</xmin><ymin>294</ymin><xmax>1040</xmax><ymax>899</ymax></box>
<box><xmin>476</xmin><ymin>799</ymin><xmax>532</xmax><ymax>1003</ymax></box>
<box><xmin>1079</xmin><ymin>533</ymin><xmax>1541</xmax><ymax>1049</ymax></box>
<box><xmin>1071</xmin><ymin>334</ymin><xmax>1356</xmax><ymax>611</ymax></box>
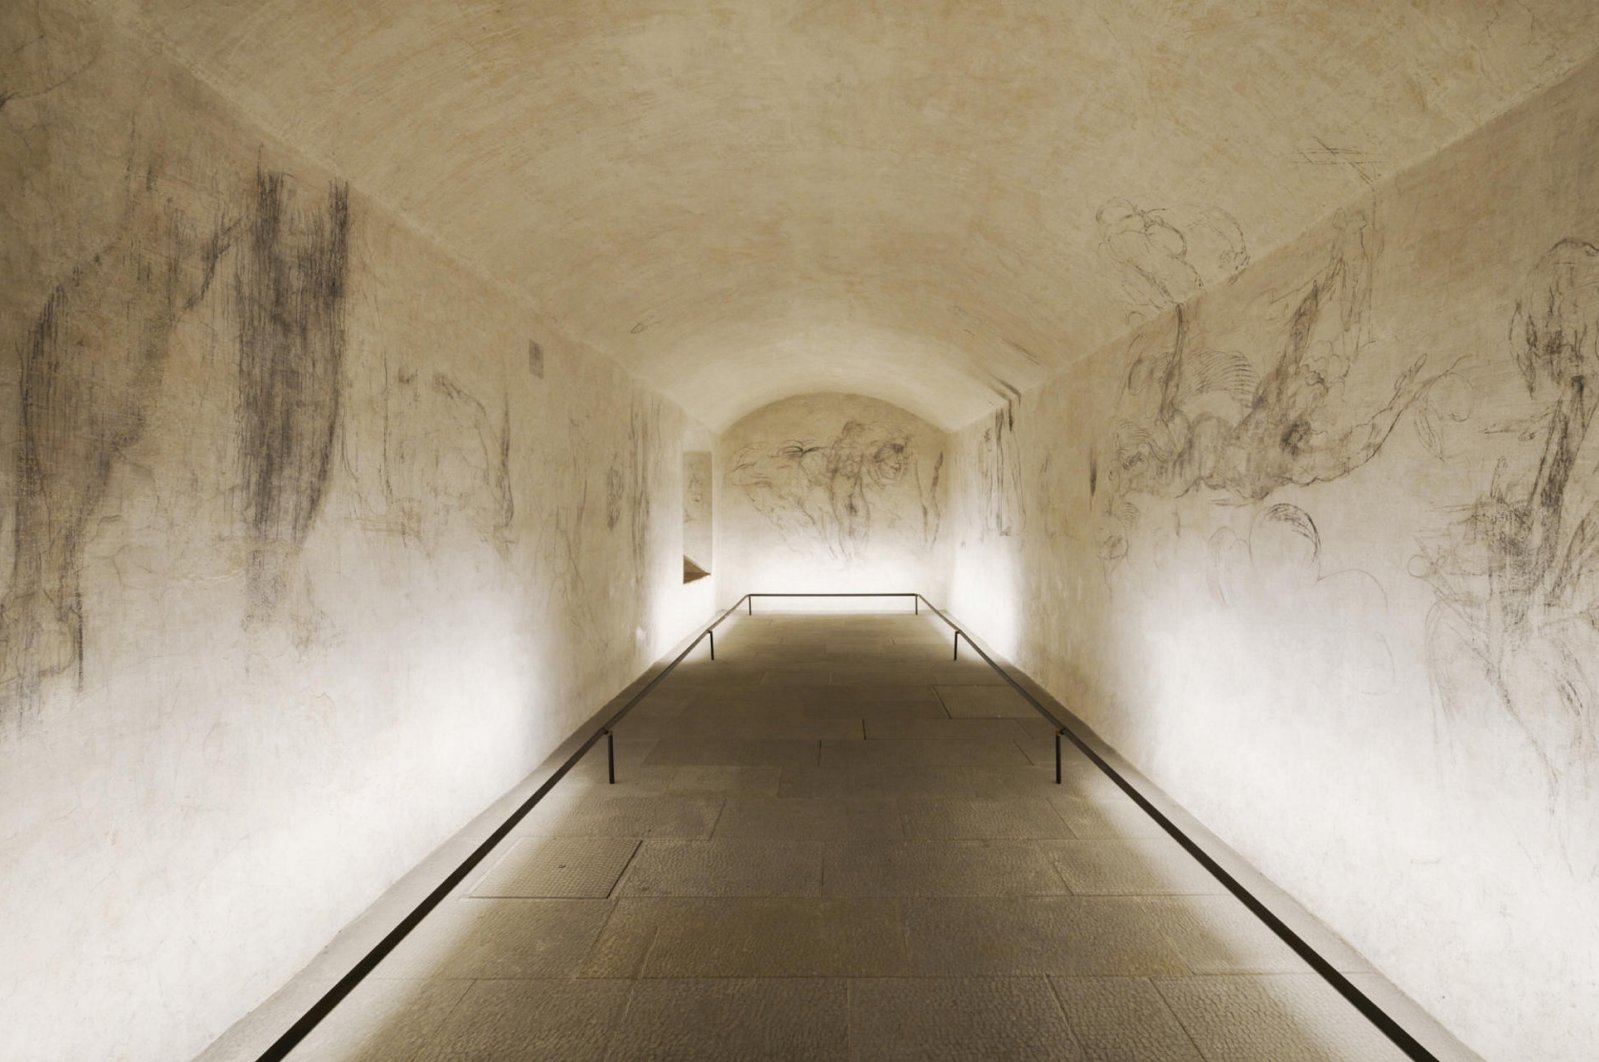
<box><xmin>948</xmin><ymin>54</ymin><xmax>1599</xmax><ymax>1061</ymax></box>
<box><xmin>683</xmin><ymin>451</ymin><xmax>713</xmax><ymax>573</ymax></box>
<box><xmin>718</xmin><ymin>394</ymin><xmax>950</xmax><ymax>604</ymax></box>
<box><xmin>0</xmin><ymin>3</ymin><xmax>713</xmax><ymax>1059</ymax></box>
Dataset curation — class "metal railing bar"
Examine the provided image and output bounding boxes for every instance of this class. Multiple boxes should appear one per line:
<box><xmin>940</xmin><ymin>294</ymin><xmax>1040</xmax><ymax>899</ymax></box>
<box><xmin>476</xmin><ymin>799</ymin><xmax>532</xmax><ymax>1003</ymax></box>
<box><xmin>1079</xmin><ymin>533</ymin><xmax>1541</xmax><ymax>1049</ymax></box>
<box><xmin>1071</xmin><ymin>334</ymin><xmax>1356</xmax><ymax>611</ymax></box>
<box><xmin>912</xmin><ymin>598</ymin><xmax>1068</xmax><ymax>734</ymax></box>
<box><xmin>255</xmin><ymin>594</ymin><xmax>751</xmax><ymax>1061</ymax></box>
<box><xmin>258</xmin><ymin>588</ymin><xmax>1437</xmax><ymax>1062</ymax></box>
<box><xmin>744</xmin><ymin>592</ymin><xmax>921</xmax><ymax>616</ymax></box>
<box><xmin>912</xmin><ymin>593</ymin><xmax>1439</xmax><ymax>1062</ymax></box>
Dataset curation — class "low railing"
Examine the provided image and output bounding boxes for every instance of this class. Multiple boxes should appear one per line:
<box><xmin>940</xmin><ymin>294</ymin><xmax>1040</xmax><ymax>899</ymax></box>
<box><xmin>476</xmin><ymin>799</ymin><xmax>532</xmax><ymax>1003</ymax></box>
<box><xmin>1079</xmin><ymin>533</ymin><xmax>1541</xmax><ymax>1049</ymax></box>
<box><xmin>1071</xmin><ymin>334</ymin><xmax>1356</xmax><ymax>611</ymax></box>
<box><xmin>257</xmin><ymin>591</ymin><xmax>1438</xmax><ymax>1062</ymax></box>
<box><xmin>900</xmin><ymin>595</ymin><xmax>1440</xmax><ymax>1061</ymax></box>
<box><xmin>711</xmin><ymin>592</ymin><xmax>1074</xmax><ymax>784</ymax></box>
<box><xmin>257</xmin><ymin>593</ymin><xmax>749</xmax><ymax>1060</ymax></box>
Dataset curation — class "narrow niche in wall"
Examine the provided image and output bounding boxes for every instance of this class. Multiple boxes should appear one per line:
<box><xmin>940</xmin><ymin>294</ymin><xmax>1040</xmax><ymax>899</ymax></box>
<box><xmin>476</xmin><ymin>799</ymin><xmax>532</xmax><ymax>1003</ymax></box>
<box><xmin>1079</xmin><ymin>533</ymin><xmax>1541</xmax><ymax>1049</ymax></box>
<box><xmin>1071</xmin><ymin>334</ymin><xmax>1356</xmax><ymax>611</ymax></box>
<box><xmin>683</xmin><ymin>452</ymin><xmax>712</xmax><ymax>583</ymax></box>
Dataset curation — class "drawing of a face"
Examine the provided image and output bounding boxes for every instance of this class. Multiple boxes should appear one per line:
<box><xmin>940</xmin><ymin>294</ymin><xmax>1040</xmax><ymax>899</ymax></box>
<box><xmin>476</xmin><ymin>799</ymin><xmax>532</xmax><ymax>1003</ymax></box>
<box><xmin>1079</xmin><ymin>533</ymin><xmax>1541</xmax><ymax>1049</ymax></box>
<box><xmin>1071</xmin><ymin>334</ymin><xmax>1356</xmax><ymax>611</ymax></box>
<box><xmin>870</xmin><ymin>438</ymin><xmax>910</xmax><ymax>483</ymax></box>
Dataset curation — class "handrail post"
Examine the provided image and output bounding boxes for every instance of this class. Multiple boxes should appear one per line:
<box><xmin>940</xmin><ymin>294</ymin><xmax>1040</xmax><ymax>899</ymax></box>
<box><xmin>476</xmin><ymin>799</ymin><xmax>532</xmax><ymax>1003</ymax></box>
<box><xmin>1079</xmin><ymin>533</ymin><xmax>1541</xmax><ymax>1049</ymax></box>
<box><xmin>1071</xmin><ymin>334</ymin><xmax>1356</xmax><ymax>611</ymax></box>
<box><xmin>261</xmin><ymin>587</ymin><xmax>1439</xmax><ymax>1062</ymax></box>
<box><xmin>914</xmin><ymin>596</ymin><xmax>919</xmax><ymax>615</ymax></box>
<box><xmin>708</xmin><ymin>629</ymin><xmax>716</xmax><ymax>661</ymax></box>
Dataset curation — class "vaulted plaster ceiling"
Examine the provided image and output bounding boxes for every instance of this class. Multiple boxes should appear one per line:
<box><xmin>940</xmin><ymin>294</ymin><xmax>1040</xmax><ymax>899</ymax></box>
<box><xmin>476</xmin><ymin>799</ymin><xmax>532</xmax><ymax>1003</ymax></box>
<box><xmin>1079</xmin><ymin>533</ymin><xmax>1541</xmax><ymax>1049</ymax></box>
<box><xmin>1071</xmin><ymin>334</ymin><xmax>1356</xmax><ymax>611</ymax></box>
<box><xmin>113</xmin><ymin>0</ymin><xmax>1599</xmax><ymax>430</ymax></box>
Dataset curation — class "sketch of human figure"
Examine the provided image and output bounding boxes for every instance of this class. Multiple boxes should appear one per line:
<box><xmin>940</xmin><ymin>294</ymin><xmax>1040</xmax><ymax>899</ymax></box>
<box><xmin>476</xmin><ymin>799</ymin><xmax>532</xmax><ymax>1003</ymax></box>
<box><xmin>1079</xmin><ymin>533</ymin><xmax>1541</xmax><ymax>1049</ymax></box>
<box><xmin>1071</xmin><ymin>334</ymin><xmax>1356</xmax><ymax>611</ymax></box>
<box><xmin>1094</xmin><ymin>209</ymin><xmax>1435</xmax><ymax>564</ymax></box>
<box><xmin>1501</xmin><ymin>239</ymin><xmax>1599</xmax><ymax>623</ymax></box>
<box><xmin>2</xmin><ymin>156</ymin><xmax>232</xmax><ymax>716</ymax></box>
<box><xmin>978</xmin><ymin>404</ymin><xmax>1021</xmax><ymax>538</ymax></box>
<box><xmin>729</xmin><ymin>420</ymin><xmax>936</xmax><ymax>561</ymax></box>
<box><xmin>1416</xmin><ymin>238</ymin><xmax>1599</xmax><ymax>790</ymax></box>
<box><xmin>430</xmin><ymin>373</ymin><xmax>514</xmax><ymax>557</ymax></box>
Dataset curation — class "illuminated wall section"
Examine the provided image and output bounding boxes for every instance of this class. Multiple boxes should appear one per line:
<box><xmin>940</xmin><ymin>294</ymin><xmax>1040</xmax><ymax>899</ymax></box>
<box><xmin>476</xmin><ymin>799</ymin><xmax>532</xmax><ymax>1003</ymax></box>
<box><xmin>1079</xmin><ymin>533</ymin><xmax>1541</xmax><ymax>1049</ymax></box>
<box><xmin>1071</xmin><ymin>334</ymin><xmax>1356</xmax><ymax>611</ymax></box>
<box><xmin>947</xmin><ymin>53</ymin><xmax>1599</xmax><ymax>1061</ymax></box>
<box><xmin>0</xmin><ymin>4</ymin><xmax>713</xmax><ymax>1059</ymax></box>
<box><xmin>718</xmin><ymin>393</ymin><xmax>951</xmax><ymax>605</ymax></box>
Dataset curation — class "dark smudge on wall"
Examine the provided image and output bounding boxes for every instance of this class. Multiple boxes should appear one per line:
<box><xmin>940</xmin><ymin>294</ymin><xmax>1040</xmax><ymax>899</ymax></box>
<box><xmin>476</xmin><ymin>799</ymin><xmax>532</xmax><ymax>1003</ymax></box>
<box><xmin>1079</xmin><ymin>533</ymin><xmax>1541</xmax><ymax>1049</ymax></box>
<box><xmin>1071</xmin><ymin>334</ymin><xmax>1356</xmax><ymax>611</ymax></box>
<box><xmin>233</xmin><ymin>168</ymin><xmax>350</xmax><ymax>621</ymax></box>
<box><xmin>2</xmin><ymin>166</ymin><xmax>229</xmax><ymax>719</ymax></box>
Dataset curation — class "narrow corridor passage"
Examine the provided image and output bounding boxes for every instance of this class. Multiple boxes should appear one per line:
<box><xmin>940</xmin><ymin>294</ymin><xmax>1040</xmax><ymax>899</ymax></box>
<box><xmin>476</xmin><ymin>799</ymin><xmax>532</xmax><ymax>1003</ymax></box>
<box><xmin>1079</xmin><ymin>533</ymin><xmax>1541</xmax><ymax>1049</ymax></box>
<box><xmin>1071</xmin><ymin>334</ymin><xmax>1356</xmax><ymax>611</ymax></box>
<box><xmin>283</xmin><ymin>611</ymin><xmax>1409</xmax><ymax>1060</ymax></box>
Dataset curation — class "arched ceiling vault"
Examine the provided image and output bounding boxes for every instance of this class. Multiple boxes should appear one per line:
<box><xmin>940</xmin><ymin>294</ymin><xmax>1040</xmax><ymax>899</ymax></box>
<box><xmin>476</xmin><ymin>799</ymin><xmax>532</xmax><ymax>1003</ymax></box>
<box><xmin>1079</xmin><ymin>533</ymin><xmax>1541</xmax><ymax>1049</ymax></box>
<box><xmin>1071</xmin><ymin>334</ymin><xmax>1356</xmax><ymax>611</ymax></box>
<box><xmin>110</xmin><ymin>0</ymin><xmax>1599</xmax><ymax>430</ymax></box>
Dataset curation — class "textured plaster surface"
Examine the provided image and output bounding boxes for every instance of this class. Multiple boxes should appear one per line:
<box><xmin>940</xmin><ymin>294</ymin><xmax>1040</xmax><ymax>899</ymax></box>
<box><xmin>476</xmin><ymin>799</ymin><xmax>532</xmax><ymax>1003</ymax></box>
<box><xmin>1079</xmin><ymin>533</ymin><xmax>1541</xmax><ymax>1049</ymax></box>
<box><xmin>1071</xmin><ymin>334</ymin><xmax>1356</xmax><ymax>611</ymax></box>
<box><xmin>0</xmin><ymin>3</ymin><xmax>712</xmax><ymax>1058</ymax></box>
<box><xmin>947</xmin><ymin>52</ymin><xmax>1599</xmax><ymax>1061</ymax></box>
<box><xmin>95</xmin><ymin>0</ymin><xmax>1599</xmax><ymax>430</ymax></box>
<box><xmin>8</xmin><ymin>0</ymin><xmax>1599</xmax><ymax>1056</ymax></box>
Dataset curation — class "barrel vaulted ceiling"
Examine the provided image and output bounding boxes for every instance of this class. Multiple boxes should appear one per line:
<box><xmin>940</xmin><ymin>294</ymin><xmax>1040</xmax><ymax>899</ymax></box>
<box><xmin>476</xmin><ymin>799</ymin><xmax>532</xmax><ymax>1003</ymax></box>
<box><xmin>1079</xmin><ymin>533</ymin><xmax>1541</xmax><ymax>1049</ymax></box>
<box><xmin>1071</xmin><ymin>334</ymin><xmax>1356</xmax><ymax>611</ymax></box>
<box><xmin>112</xmin><ymin>0</ymin><xmax>1599</xmax><ymax>429</ymax></box>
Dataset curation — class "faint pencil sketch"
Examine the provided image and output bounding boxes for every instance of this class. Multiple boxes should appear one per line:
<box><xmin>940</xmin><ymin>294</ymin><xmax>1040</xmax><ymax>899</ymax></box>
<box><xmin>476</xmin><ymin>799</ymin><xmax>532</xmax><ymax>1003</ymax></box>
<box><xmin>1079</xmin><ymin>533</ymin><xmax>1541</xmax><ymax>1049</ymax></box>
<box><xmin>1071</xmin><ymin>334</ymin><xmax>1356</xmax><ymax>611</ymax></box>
<box><xmin>352</xmin><ymin>361</ymin><xmax>514</xmax><ymax>560</ymax></box>
<box><xmin>683</xmin><ymin>451</ymin><xmax>713</xmax><ymax>580</ymax></box>
<box><xmin>1414</xmin><ymin>238</ymin><xmax>1599</xmax><ymax>791</ymax></box>
<box><xmin>977</xmin><ymin>403</ymin><xmax>1021</xmax><ymax>538</ymax></box>
<box><xmin>730</xmin><ymin>420</ymin><xmax>939</xmax><ymax>561</ymax></box>
<box><xmin>431</xmin><ymin>373</ymin><xmax>514</xmax><ymax>557</ymax></box>
<box><xmin>1094</xmin><ymin>209</ymin><xmax>1440</xmax><ymax>565</ymax></box>
<box><xmin>542</xmin><ymin>417</ymin><xmax>610</xmax><ymax>652</ymax></box>
<box><xmin>0</xmin><ymin>1</ymin><xmax>101</xmax><ymax>119</ymax></box>
<box><xmin>605</xmin><ymin>464</ymin><xmax>624</xmax><ymax>531</ymax></box>
<box><xmin>922</xmin><ymin>451</ymin><xmax>945</xmax><ymax>546</ymax></box>
<box><xmin>685</xmin><ymin>454</ymin><xmax>711</xmax><ymax>515</ymax></box>
<box><xmin>627</xmin><ymin>399</ymin><xmax>660</xmax><ymax>581</ymax></box>
<box><xmin>358</xmin><ymin>361</ymin><xmax>426</xmax><ymax>544</ymax></box>
<box><xmin>1210</xmin><ymin>503</ymin><xmax>1394</xmax><ymax>694</ymax></box>
<box><xmin>1293</xmin><ymin>138</ymin><xmax>1387</xmax><ymax>186</ymax></box>
<box><xmin>2</xmin><ymin>152</ymin><xmax>232</xmax><ymax>717</ymax></box>
<box><xmin>1096</xmin><ymin>198</ymin><xmax>1250</xmax><ymax>319</ymax></box>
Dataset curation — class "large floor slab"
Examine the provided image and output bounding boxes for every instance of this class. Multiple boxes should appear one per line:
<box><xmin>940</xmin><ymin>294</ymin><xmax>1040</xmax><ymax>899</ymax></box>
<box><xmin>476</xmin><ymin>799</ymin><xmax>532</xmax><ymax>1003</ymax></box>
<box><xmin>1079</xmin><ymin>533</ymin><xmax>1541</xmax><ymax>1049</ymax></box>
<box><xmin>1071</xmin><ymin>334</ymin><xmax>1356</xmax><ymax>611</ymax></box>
<box><xmin>279</xmin><ymin>611</ymin><xmax>1414</xmax><ymax>1059</ymax></box>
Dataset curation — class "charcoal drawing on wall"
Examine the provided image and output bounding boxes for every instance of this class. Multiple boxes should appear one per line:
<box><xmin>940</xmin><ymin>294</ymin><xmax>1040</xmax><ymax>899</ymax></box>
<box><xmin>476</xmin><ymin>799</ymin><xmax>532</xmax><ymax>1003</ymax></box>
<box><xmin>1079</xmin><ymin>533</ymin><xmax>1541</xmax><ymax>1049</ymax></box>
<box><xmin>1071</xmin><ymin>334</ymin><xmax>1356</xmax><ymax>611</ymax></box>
<box><xmin>627</xmin><ymin>399</ymin><xmax>659</xmax><ymax>582</ymax></box>
<box><xmin>2</xmin><ymin>157</ymin><xmax>229</xmax><ymax>719</ymax></box>
<box><xmin>730</xmin><ymin>419</ymin><xmax>940</xmax><ymax>562</ymax></box>
<box><xmin>431</xmin><ymin>373</ymin><xmax>515</xmax><ymax>557</ymax></box>
<box><xmin>1093</xmin><ymin>209</ymin><xmax>1440</xmax><ymax>568</ymax></box>
<box><xmin>977</xmin><ymin>403</ymin><xmax>1020</xmax><ymax>539</ymax></box>
<box><xmin>1097</xmin><ymin>197</ymin><xmax>1250</xmax><ymax>322</ymax></box>
<box><xmin>682</xmin><ymin>451</ymin><xmax>713</xmax><ymax>575</ymax></box>
<box><xmin>359</xmin><ymin>360</ymin><xmax>516</xmax><ymax>557</ymax></box>
<box><xmin>233</xmin><ymin>168</ymin><xmax>350</xmax><ymax>625</ymax></box>
<box><xmin>1415</xmin><ymin>238</ymin><xmax>1599</xmax><ymax>817</ymax></box>
<box><xmin>1208</xmin><ymin>503</ymin><xmax>1395</xmax><ymax>694</ymax></box>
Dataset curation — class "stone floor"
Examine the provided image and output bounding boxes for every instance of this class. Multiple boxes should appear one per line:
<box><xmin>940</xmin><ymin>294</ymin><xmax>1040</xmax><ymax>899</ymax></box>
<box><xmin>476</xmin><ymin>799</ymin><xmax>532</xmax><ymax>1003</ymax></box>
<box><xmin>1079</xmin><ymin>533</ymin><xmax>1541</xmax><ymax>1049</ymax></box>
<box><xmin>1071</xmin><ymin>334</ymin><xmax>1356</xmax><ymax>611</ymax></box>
<box><xmin>287</xmin><ymin>611</ymin><xmax>1410</xmax><ymax>1060</ymax></box>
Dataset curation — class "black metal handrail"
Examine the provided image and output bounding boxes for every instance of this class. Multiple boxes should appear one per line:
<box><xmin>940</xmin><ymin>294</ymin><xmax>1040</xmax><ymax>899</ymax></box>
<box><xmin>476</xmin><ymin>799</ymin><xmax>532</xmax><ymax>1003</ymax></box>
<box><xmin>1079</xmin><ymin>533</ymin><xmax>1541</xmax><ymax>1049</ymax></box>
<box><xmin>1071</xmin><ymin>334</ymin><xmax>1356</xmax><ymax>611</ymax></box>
<box><xmin>256</xmin><ymin>594</ymin><xmax>751</xmax><ymax>1060</ymax></box>
<box><xmin>732</xmin><ymin>592</ymin><xmax>1072</xmax><ymax>784</ymax></box>
<box><xmin>906</xmin><ymin>593</ymin><xmax>1439</xmax><ymax>1062</ymax></box>
<box><xmin>256</xmin><ymin>590</ymin><xmax>1437</xmax><ymax>1062</ymax></box>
